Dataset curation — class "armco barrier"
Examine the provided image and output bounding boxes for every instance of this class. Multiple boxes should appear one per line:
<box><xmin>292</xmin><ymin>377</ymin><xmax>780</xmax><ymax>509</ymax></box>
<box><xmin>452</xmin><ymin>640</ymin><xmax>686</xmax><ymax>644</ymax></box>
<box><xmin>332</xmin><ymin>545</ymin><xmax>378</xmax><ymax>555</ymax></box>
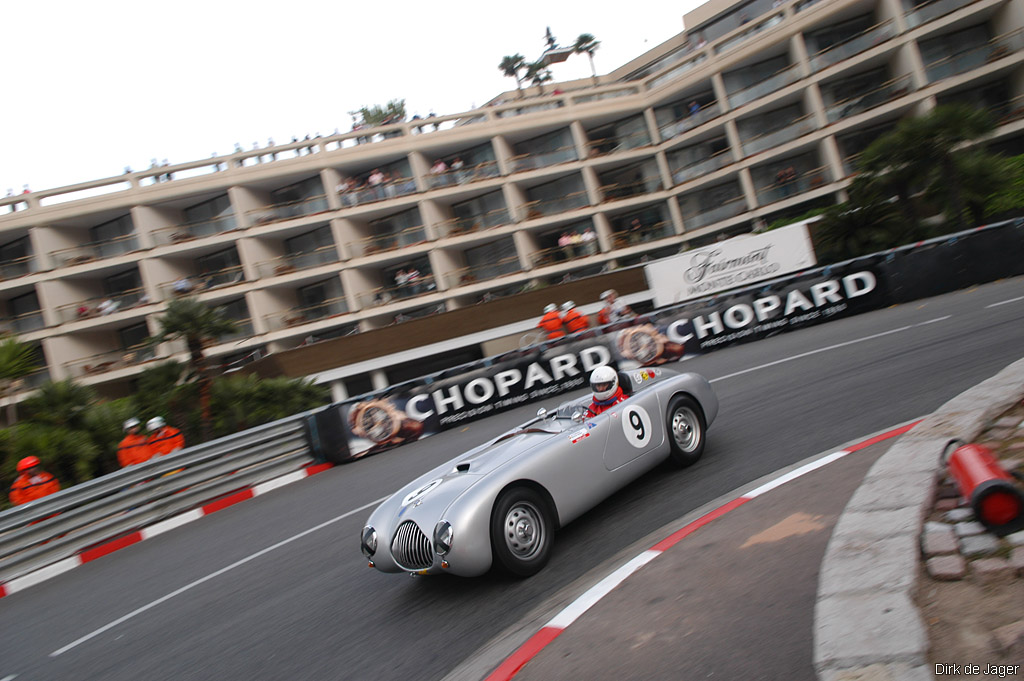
<box><xmin>0</xmin><ymin>415</ymin><xmax>312</xmax><ymax>583</ymax></box>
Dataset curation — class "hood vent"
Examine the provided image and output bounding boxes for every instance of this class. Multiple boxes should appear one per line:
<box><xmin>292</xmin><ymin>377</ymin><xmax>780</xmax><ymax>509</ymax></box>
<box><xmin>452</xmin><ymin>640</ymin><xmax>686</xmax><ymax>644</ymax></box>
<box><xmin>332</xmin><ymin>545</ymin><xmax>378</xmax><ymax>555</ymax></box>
<box><xmin>455</xmin><ymin>462</ymin><xmax>471</xmax><ymax>473</ymax></box>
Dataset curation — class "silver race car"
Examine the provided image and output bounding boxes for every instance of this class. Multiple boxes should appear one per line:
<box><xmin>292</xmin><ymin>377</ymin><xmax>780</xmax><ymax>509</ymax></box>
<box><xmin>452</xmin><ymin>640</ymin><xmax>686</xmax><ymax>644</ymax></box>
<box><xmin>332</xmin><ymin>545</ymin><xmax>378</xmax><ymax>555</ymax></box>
<box><xmin>360</xmin><ymin>367</ymin><xmax>718</xmax><ymax>578</ymax></box>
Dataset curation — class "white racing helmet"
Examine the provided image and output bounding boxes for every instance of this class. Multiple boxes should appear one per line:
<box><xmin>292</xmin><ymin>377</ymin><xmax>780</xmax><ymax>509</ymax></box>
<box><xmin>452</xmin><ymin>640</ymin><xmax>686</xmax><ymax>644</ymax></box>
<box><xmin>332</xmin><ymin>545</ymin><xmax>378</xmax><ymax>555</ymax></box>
<box><xmin>544</xmin><ymin>303</ymin><xmax>558</xmax><ymax>314</ymax></box>
<box><xmin>561</xmin><ymin>300</ymin><xmax>575</xmax><ymax>312</ymax></box>
<box><xmin>590</xmin><ymin>365</ymin><xmax>619</xmax><ymax>402</ymax></box>
<box><xmin>146</xmin><ymin>416</ymin><xmax>166</xmax><ymax>431</ymax></box>
<box><xmin>123</xmin><ymin>418</ymin><xmax>141</xmax><ymax>431</ymax></box>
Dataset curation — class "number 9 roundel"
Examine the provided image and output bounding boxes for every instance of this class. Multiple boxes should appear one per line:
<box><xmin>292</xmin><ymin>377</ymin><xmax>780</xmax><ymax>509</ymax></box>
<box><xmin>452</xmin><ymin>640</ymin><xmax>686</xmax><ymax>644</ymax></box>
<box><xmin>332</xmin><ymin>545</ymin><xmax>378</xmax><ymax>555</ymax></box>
<box><xmin>620</xmin><ymin>405</ymin><xmax>653</xmax><ymax>448</ymax></box>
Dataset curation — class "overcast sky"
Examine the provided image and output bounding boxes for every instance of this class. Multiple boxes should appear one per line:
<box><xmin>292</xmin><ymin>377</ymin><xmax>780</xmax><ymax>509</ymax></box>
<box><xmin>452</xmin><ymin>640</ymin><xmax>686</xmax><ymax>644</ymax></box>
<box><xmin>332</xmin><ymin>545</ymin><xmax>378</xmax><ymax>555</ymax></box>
<box><xmin>1</xmin><ymin>0</ymin><xmax>706</xmax><ymax>197</ymax></box>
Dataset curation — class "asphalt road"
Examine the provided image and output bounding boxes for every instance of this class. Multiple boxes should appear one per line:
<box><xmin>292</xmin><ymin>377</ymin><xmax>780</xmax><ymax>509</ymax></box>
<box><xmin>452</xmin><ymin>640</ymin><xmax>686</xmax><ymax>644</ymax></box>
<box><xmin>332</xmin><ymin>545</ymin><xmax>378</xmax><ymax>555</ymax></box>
<box><xmin>1</xmin><ymin>277</ymin><xmax>1022</xmax><ymax>681</ymax></box>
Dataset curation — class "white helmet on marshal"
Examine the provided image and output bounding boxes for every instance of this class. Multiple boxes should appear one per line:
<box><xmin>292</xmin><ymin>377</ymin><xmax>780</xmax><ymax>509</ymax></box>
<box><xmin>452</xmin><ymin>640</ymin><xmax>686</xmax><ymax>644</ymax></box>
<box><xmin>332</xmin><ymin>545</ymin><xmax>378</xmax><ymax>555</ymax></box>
<box><xmin>590</xmin><ymin>366</ymin><xmax>619</xmax><ymax>402</ymax></box>
<box><xmin>147</xmin><ymin>416</ymin><xmax>166</xmax><ymax>432</ymax></box>
<box><xmin>561</xmin><ymin>300</ymin><xmax>575</xmax><ymax>312</ymax></box>
<box><xmin>544</xmin><ymin>303</ymin><xmax>558</xmax><ymax>314</ymax></box>
<box><xmin>123</xmin><ymin>417</ymin><xmax>141</xmax><ymax>431</ymax></box>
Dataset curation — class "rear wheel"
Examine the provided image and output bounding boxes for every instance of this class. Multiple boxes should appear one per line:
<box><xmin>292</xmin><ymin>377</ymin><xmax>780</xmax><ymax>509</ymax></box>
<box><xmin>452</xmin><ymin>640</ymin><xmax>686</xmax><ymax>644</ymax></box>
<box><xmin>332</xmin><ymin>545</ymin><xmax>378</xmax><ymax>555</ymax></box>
<box><xmin>491</xmin><ymin>487</ymin><xmax>553</xmax><ymax>577</ymax></box>
<box><xmin>666</xmin><ymin>395</ymin><xmax>706</xmax><ymax>468</ymax></box>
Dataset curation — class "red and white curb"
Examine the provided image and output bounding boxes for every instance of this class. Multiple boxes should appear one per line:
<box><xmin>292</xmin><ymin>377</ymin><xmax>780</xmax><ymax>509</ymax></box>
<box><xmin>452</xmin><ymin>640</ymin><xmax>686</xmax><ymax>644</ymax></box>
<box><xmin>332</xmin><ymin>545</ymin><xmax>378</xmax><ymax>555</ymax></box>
<box><xmin>0</xmin><ymin>462</ymin><xmax>334</xmax><ymax>599</ymax></box>
<box><xmin>483</xmin><ymin>421</ymin><xmax>920</xmax><ymax>681</ymax></box>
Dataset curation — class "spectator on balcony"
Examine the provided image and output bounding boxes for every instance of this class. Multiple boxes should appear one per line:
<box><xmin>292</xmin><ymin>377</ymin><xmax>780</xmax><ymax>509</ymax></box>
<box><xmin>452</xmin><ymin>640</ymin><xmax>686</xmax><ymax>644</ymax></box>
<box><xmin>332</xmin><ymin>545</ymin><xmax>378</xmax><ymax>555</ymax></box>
<box><xmin>451</xmin><ymin>157</ymin><xmax>466</xmax><ymax>183</ymax></box>
<box><xmin>570</xmin><ymin>232</ymin><xmax>584</xmax><ymax>256</ymax></box>
<box><xmin>582</xmin><ymin>226</ymin><xmax>598</xmax><ymax>255</ymax></box>
<box><xmin>172</xmin><ymin>277</ymin><xmax>194</xmax><ymax>295</ymax></box>
<box><xmin>97</xmin><ymin>298</ymin><xmax>120</xmax><ymax>316</ymax></box>
<box><xmin>776</xmin><ymin>166</ymin><xmax>797</xmax><ymax>196</ymax></box>
<box><xmin>8</xmin><ymin>456</ymin><xmax>60</xmax><ymax>506</ymax></box>
<box><xmin>561</xmin><ymin>301</ymin><xmax>590</xmax><ymax>334</ymax></box>
<box><xmin>394</xmin><ymin>268</ymin><xmax>410</xmax><ymax>297</ymax></box>
<box><xmin>430</xmin><ymin>159</ymin><xmax>448</xmax><ymax>184</ymax></box>
<box><xmin>406</xmin><ymin>267</ymin><xmax>423</xmax><ymax>295</ymax></box>
<box><xmin>628</xmin><ymin>217</ymin><xmax>645</xmax><ymax>244</ymax></box>
<box><xmin>146</xmin><ymin>416</ymin><xmax>185</xmax><ymax>457</ymax></box>
<box><xmin>537</xmin><ymin>303</ymin><xmax>565</xmax><ymax>340</ymax></box>
<box><xmin>117</xmin><ymin>418</ymin><xmax>152</xmax><ymax>468</ymax></box>
<box><xmin>558</xmin><ymin>231</ymin><xmax>574</xmax><ymax>259</ymax></box>
<box><xmin>689</xmin><ymin>101</ymin><xmax>700</xmax><ymax>116</ymax></box>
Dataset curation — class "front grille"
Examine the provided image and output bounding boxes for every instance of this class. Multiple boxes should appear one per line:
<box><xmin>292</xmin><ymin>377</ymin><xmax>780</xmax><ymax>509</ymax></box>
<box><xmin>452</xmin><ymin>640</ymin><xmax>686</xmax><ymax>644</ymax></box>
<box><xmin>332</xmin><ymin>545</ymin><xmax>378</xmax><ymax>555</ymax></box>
<box><xmin>391</xmin><ymin>521</ymin><xmax>434</xmax><ymax>571</ymax></box>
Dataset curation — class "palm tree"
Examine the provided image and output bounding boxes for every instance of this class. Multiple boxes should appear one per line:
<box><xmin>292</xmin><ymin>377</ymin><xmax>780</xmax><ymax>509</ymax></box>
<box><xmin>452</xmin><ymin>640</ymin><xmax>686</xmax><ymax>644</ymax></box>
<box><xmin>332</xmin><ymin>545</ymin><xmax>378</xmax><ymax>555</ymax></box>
<box><xmin>0</xmin><ymin>337</ymin><xmax>39</xmax><ymax>424</ymax></box>
<box><xmin>150</xmin><ymin>298</ymin><xmax>237</xmax><ymax>440</ymax></box>
<box><xmin>499</xmin><ymin>54</ymin><xmax>527</xmax><ymax>98</ymax></box>
<box><xmin>525</xmin><ymin>61</ymin><xmax>553</xmax><ymax>95</ymax></box>
<box><xmin>350</xmin><ymin>99</ymin><xmax>407</xmax><ymax>127</ymax></box>
<box><xmin>573</xmin><ymin>34</ymin><xmax>601</xmax><ymax>84</ymax></box>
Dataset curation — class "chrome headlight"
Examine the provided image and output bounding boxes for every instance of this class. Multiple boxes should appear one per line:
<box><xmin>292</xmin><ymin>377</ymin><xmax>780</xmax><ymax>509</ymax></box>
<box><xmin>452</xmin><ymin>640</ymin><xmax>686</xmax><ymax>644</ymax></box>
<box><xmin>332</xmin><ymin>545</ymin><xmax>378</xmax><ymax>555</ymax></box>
<box><xmin>433</xmin><ymin>520</ymin><xmax>453</xmax><ymax>556</ymax></box>
<box><xmin>360</xmin><ymin>526</ymin><xmax>378</xmax><ymax>558</ymax></box>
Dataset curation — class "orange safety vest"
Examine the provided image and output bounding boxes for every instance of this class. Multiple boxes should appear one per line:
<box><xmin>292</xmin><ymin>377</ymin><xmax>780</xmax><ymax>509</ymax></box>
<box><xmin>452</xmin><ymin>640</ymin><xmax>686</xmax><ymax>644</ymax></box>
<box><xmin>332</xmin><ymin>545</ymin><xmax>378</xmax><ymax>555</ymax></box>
<box><xmin>563</xmin><ymin>309</ymin><xmax>589</xmax><ymax>333</ymax></box>
<box><xmin>538</xmin><ymin>311</ymin><xmax>565</xmax><ymax>339</ymax></box>
<box><xmin>117</xmin><ymin>433</ymin><xmax>153</xmax><ymax>468</ymax></box>
<box><xmin>597</xmin><ymin>306</ymin><xmax>612</xmax><ymax>326</ymax></box>
<box><xmin>147</xmin><ymin>426</ymin><xmax>185</xmax><ymax>457</ymax></box>
<box><xmin>9</xmin><ymin>471</ymin><xmax>61</xmax><ymax>506</ymax></box>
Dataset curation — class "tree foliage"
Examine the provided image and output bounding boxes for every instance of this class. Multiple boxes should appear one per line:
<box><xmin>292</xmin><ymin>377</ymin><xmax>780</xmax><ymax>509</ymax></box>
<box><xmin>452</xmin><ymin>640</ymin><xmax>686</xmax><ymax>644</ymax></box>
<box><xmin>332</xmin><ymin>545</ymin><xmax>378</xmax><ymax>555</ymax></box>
<box><xmin>350</xmin><ymin>99</ymin><xmax>406</xmax><ymax>127</ymax></box>
<box><xmin>573</xmin><ymin>33</ymin><xmax>600</xmax><ymax>81</ymax></box>
<box><xmin>499</xmin><ymin>54</ymin><xmax>527</xmax><ymax>97</ymax></box>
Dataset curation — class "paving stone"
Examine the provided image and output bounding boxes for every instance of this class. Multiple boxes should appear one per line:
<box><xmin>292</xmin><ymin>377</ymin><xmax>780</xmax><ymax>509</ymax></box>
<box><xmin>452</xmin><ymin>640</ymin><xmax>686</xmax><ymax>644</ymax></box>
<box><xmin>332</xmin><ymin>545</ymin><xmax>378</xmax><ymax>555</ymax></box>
<box><xmin>819</xmin><ymin>534</ymin><xmax>918</xmax><ymax>597</ymax></box>
<box><xmin>822</xmin><ymin>663</ymin><xmax>933</xmax><ymax>681</ymax></box>
<box><xmin>970</xmin><ymin>557</ymin><xmax>1015</xmax><ymax>584</ymax></box>
<box><xmin>959</xmin><ymin>533</ymin><xmax>1001</xmax><ymax>557</ymax></box>
<box><xmin>992</xmin><ymin>619</ymin><xmax>1024</xmax><ymax>656</ymax></box>
<box><xmin>953</xmin><ymin>520</ymin><xmax>986</xmax><ymax>537</ymax></box>
<box><xmin>934</xmin><ymin>498</ymin><xmax>959</xmax><ymax>512</ymax></box>
<box><xmin>1006</xmin><ymin>530</ymin><xmax>1024</xmax><ymax>547</ymax></box>
<box><xmin>921</xmin><ymin>525</ymin><xmax>958</xmax><ymax>556</ymax></box>
<box><xmin>945</xmin><ymin>508</ymin><xmax>974</xmax><ymax>523</ymax></box>
<box><xmin>1010</xmin><ymin>547</ymin><xmax>1024</xmax><ymax>575</ymax></box>
<box><xmin>815</xmin><ymin>592</ymin><xmax>927</xmax><ymax>670</ymax></box>
<box><xmin>926</xmin><ymin>554</ymin><xmax>966</xmax><ymax>580</ymax></box>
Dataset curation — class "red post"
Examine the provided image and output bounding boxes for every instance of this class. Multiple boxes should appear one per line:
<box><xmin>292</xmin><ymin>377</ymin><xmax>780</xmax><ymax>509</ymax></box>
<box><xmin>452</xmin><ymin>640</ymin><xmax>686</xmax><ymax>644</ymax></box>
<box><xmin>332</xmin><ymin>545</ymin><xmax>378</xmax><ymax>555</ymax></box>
<box><xmin>947</xmin><ymin>443</ymin><xmax>1024</xmax><ymax>537</ymax></box>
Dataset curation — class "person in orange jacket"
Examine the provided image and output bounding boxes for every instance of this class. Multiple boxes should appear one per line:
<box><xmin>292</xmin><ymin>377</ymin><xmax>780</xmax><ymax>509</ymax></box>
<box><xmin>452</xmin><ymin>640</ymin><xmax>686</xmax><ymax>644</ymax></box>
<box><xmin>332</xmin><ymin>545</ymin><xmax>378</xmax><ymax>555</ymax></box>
<box><xmin>146</xmin><ymin>416</ymin><xmax>185</xmax><ymax>457</ymax></box>
<box><xmin>117</xmin><ymin>418</ymin><xmax>153</xmax><ymax>467</ymax></box>
<box><xmin>9</xmin><ymin>456</ymin><xmax>61</xmax><ymax>506</ymax></box>
<box><xmin>537</xmin><ymin>303</ymin><xmax>565</xmax><ymax>340</ymax></box>
<box><xmin>561</xmin><ymin>300</ymin><xmax>590</xmax><ymax>334</ymax></box>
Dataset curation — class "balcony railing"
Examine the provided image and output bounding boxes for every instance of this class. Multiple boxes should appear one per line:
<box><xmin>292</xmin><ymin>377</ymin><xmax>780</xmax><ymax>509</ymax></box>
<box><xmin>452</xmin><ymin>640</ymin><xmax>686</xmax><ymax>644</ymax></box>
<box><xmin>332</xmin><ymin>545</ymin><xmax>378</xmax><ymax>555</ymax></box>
<box><xmin>255</xmin><ymin>245</ymin><xmax>340</xmax><ymax>278</ymax></box>
<box><xmin>159</xmin><ymin>265</ymin><xmax>245</xmax><ymax>299</ymax></box>
<box><xmin>906</xmin><ymin>0</ymin><xmax>977</xmax><ymax>28</ymax></box>
<box><xmin>611</xmin><ymin>221</ymin><xmax>675</xmax><ymax>248</ymax></box>
<box><xmin>267</xmin><ymin>298</ymin><xmax>350</xmax><ymax>330</ymax></box>
<box><xmin>358</xmin><ymin>274</ymin><xmax>438</xmax><ymax>307</ymax></box>
<box><xmin>338</xmin><ymin>177</ymin><xmax>418</xmax><ymax>208</ymax></box>
<box><xmin>249</xmin><ymin>194</ymin><xmax>329</xmax><ymax>226</ymax></box>
<box><xmin>531</xmin><ymin>241</ymin><xmax>601</xmax><ymax>267</ymax></box>
<box><xmin>809</xmin><ymin>21</ymin><xmax>897</xmax><ymax>72</ymax></box>
<box><xmin>586</xmin><ymin>128</ymin><xmax>652</xmax><ymax>157</ymax></box>
<box><xmin>50</xmin><ymin>233</ymin><xmax>140</xmax><ymax>267</ymax></box>
<box><xmin>349</xmin><ymin>225</ymin><xmax>429</xmax><ymax>258</ymax></box>
<box><xmin>924</xmin><ymin>31</ymin><xmax>1024</xmax><ymax>83</ymax></box>
<box><xmin>447</xmin><ymin>256</ymin><xmax>523</xmax><ymax>288</ymax></box>
<box><xmin>714</xmin><ymin>13</ymin><xmax>785</xmax><ymax>55</ymax></box>
<box><xmin>64</xmin><ymin>343</ymin><xmax>159</xmax><ymax>378</ymax></box>
<box><xmin>658</xmin><ymin>102</ymin><xmax>722</xmax><ymax>141</ymax></box>
<box><xmin>741</xmin><ymin>114</ymin><xmax>818</xmax><ymax>156</ymax></box>
<box><xmin>824</xmin><ymin>75</ymin><xmax>913</xmax><ymax>123</ymax></box>
<box><xmin>56</xmin><ymin>288</ymin><xmax>150</xmax><ymax>324</ymax></box>
<box><xmin>754</xmin><ymin>165</ymin><xmax>832</xmax><ymax>204</ymax></box>
<box><xmin>682</xmin><ymin>196</ymin><xmax>749</xmax><ymax>229</ymax></box>
<box><xmin>427</xmin><ymin>161</ymin><xmax>500</xmax><ymax>189</ymax></box>
<box><xmin>437</xmin><ymin>208</ymin><xmax>513</xmax><ymax>238</ymax></box>
<box><xmin>523</xmin><ymin>191</ymin><xmax>590</xmax><ymax>219</ymax></box>
<box><xmin>152</xmin><ymin>214</ymin><xmax>238</xmax><ymax>246</ymax></box>
<box><xmin>0</xmin><ymin>255</ymin><xmax>37</xmax><ymax>281</ymax></box>
<box><xmin>510</xmin><ymin>146</ymin><xmax>578</xmax><ymax>173</ymax></box>
<box><xmin>599</xmin><ymin>177</ymin><xmax>663</xmax><ymax>202</ymax></box>
<box><xmin>671</xmin><ymin>149</ymin><xmax>734</xmax><ymax>185</ymax></box>
<box><xmin>727</xmin><ymin>65</ymin><xmax>799</xmax><ymax>109</ymax></box>
<box><xmin>218</xmin><ymin>318</ymin><xmax>254</xmax><ymax>343</ymax></box>
<box><xmin>0</xmin><ymin>310</ymin><xmax>45</xmax><ymax>334</ymax></box>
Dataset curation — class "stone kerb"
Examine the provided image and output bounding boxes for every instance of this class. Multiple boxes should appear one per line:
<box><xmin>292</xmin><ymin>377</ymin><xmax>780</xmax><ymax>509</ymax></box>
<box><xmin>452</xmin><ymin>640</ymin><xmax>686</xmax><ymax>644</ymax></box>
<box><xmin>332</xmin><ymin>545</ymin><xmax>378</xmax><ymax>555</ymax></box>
<box><xmin>813</xmin><ymin>356</ymin><xmax>1024</xmax><ymax>681</ymax></box>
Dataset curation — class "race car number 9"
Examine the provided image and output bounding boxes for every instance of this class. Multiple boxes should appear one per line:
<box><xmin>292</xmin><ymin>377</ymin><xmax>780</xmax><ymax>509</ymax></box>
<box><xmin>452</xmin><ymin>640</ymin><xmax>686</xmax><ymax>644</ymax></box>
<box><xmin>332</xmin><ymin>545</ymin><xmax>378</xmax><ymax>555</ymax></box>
<box><xmin>621</xmin><ymin>405</ymin><xmax>652</xmax><ymax>448</ymax></box>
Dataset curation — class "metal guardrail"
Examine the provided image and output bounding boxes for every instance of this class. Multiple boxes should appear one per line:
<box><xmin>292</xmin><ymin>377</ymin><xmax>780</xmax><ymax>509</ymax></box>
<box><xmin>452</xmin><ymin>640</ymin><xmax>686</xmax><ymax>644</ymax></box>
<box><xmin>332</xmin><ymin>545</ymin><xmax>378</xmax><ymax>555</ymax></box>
<box><xmin>0</xmin><ymin>414</ymin><xmax>312</xmax><ymax>583</ymax></box>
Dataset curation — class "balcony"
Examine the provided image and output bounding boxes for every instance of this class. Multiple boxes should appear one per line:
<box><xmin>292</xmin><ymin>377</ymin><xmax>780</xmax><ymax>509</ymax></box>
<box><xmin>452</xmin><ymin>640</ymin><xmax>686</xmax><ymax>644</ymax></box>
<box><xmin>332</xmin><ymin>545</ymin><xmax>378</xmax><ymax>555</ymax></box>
<box><xmin>152</xmin><ymin>214</ymin><xmax>238</xmax><ymax>246</ymax></box>
<box><xmin>50</xmin><ymin>234</ymin><xmax>140</xmax><ymax>268</ymax></box>
<box><xmin>531</xmin><ymin>241</ymin><xmax>601</xmax><ymax>268</ymax></box>
<box><xmin>682</xmin><ymin>196</ymin><xmax>749</xmax><ymax>229</ymax></box>
<box><xmin>727</xmin><ymin>66</ymin><xmax>799</xmax><ymax>109</ymax></box>
<box><xmin>599</xmin><ymin>177</ymin><xmax>663</xmax><ymax>203</ymax></box>
<box><xmin>338</xmin><ymin>177</ymin><xmax>418</xmax><ymax>208</ymax></box>
<box><xmin>586</xmin><ymin>128</ymin><xmax>652</xmax><ymax>158</ymax></box>
<box><xmin>358</xmin><ymin>274</ymin><xmax>438</xmax><ymax>307</ymax></box>
<box><xmin>809</xmin><ymin>21</ymin><xmax>897</xmax><ymax>72</ymax></box>
<box><xmin>754</xmin><ymin>165</ymin><xmax>832</xmax><ymax>204</ymax></box>
<box><xmin>255</xmin><ymin>245</ymin><xmax>340</xmax><ymax>278</ymax></box>
<box><xmin>741</xmin><ymin>114</ymin><xmax>818</xmax><ymax>156</ymax></box>
<box><xmin>268</xmin><ymin>298</ymin><xmax>349</xmax><ymax>330</ymax></box>
<box><xmin>510</xmin><ymin>146</ymin><xmax>578</xmax><ymax>173</ymax></box>
<box><xmin>671</xmin><ymin>149</ymin><xmax>734</xmax><ymax>185</ymax></box>
<box><xmin>159</xmin><ymin>265</ymin><xmax>245</xmax><ymax>300</ymax></box>
<box><xmin>64</xmin><ymin>343</ymin><xmax>158</xmax><ymax>378</ymax></box>
<box><xmin>658</xmin><ymin>102</ymin><xmax>722</xmax><ymax>141</ymax></box>
<box><xmin>446</xmin><ymin>256</ymin><xmax>523</xmax><ymax>287</ymax></box>
<box><xmin>0</xmin><ymin>255</ymin><xmax>37</xmax><ymax>281</ymax></box>
<box><xmin>523</xmin><ymin>191</ymin><xmax>590</xmax><ymax>219</ymax></box>
<box><xmin>437</xmin><ymin>208</ymin><xmax>513</xmax><ymax>238</ymax></box>
<box><xmin>55</xmin><ymin>288</ymin><xmax>150</xmax><ymax>324</ymax></box>
<box><xmin>348</xmin><ymin>224</ymin><xmax>429</xmax><ymax>258</ymax></box>
<box><xmin>427</xmin><ymin>161</ymin><xmax>500</xmax><ymax>189</ymax></box>
<box><xmin>248</xmin><ymin>194</ymin><xmax>329</xmax><ymax>226</ymax></box>
<box><xmin>924</xmin><ymin>31</ymin><xmax>1024</xmax><ymax>83</ymax></box>
<box><xmin>825</xmin><ymin>75</ymin><xmax>913</xmax><ymax>123</ymax></box>
<box><xmin>0</xmin><ymin>309</ymin><xmax>45</xmax><ymax>334</ymax></box>
<box><xmin>906</xmin><ymin>0</ymin><xmax>978</xmax><ymax>28</ymax></box>
<box><xmin>218</xmin><ymin>318</ymin><xmax>255</xmax><ymax>343</ymax></box>
<box><xmin>611</xmin><ymin>220</ymin><xmax>675</xmax><ymax>248</ymax></box>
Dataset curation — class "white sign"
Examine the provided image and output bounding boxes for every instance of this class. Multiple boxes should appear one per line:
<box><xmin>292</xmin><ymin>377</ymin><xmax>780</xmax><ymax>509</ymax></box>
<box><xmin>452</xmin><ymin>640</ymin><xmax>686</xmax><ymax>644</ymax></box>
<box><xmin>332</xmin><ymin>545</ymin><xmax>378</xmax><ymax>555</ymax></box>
<box><xmin>644</xmin><ymin>222</ymin><xmax>818</xmax><ymax>307</ymax></box>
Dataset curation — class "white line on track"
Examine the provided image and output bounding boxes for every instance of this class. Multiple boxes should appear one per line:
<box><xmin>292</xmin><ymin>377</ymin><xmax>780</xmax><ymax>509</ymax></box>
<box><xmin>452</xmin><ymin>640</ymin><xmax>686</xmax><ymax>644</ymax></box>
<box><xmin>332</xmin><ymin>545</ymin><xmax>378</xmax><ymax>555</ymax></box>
<box><xmin>1</xmin><ymin>674</ymin><xmax>19</xmax><ymax>681</ymax></box>
<box><xmin>986</xmin><ymin>295</ymin><xmax>1024</xmax><ymax>308</ymax></box>
<box><xmin>49</xmin><ymin>496</ymin><xmax>387</xmax><ymax>658</ymax></box>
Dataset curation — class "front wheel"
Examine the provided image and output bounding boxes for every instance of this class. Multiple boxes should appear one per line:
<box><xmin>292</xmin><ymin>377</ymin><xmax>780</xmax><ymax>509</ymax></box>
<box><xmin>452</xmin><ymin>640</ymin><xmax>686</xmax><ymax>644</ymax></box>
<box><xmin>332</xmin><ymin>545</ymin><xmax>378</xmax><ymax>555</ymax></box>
<box><xmin>666</xmin><ymin>395</ymin><xmax>706</xmax><ymax>468</ymax></box>
<box><xmin>490</xmin><ymin>487</ymin><xmax>553</xmax><ymax>577</ymax></box>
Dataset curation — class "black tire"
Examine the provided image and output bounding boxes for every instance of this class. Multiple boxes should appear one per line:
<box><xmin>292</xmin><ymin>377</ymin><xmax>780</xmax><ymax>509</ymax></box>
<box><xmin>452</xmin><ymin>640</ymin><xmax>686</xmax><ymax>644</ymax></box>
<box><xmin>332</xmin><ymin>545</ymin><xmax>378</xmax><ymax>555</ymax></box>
<box><xmin>490</xmin><ymin>487</ymin><xmax>554</xmax><ymax>577</ymax></box>
<box><xmin>666</xmin><ymin>395</ymin><xmax>706</xmax><ymax>468</ymax></box>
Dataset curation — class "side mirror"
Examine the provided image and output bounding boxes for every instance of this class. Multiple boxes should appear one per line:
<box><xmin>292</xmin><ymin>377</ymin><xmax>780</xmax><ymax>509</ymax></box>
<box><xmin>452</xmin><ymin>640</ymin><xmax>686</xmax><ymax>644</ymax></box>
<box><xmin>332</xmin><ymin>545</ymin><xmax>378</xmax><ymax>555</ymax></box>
<box><xmin>571</xmin><ymin>410</ymin><xmax>584</xmax><ymax>422</ymax></box>
<box><xmin>536</xmin><ymin>407</ymin><xmax>547</xmax><ymax>418</ymax></box>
